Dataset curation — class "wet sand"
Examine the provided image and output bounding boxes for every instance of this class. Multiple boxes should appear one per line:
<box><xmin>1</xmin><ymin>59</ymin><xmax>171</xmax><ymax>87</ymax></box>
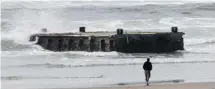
<box><xmin>78</xmin><ymin>82</ymin><xmax>215</xmax><ymax>89</ymax></box>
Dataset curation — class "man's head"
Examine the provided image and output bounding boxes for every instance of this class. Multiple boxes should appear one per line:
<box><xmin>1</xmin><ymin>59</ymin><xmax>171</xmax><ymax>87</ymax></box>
<box><xmin>147</xmin><ymin>58</ymin><xmax>150</xmax><ymax>62</ymax></box>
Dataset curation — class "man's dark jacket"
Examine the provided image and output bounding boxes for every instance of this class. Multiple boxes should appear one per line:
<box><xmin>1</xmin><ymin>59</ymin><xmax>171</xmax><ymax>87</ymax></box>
<box><xmin>143</xmin><ymin>61</ymin><xmax>152</xmax><ymax>70</ymax></box>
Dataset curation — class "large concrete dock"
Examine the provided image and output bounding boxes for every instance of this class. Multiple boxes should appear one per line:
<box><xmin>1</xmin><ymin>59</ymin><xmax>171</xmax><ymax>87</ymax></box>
<box><xmin>29</xmin><ymin>27</ymin><xmax>185</xmax><ymax>53</ymax></box>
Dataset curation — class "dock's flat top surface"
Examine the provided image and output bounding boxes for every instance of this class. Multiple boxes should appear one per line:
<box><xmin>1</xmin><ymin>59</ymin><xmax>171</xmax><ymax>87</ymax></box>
<box><xmin>34</xmin><ymin>31</ymin><xmax>169</xmax><ymax>37</ymax></box>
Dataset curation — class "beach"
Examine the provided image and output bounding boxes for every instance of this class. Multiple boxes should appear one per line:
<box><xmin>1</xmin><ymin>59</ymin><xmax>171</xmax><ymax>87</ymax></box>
<box><xmin>79</xmin><ymin>82</ymin><xmax>215</xmax><ymax>89</ymax></box>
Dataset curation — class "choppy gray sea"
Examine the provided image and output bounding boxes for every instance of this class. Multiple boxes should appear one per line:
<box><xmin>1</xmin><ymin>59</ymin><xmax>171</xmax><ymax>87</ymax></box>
<box><xmin>1</xmin><ymin>1</ymin><xmax>215</xmax><ymax>89</ymax></box>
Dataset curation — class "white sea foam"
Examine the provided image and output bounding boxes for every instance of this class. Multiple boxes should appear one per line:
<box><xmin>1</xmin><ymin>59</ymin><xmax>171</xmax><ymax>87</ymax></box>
<box><xmin>2</xmin><ymin>0</ymin><xmax>215</xmax><ymax>3</ymax></box>
<box><xmin>185</xmin><ymin>38</ymin><xmax>215</xmax><ymax>46</ymax></box>
<box><xmin>2</xmin><ymin>0</ymin><xmax>215</xmax><ymax>10</ymax></box>
<box><xmin>159</xmin><ymin>17</ymin><xmax>215</xmax><ymax>28</ymax></box>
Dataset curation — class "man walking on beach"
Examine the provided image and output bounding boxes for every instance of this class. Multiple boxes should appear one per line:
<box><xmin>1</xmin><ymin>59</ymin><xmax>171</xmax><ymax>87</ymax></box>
<box><xmin>143</xmin><ymin>58</ymin><xmax>152</xmax><ymax>86</ymax></box>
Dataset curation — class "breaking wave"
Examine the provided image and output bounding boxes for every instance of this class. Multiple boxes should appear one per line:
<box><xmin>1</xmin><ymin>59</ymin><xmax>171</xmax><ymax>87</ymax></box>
<box><xmin>185</xmin><ymin>38</ymin><xmax>215</xmax><ymax>46</ymax></box>
<box><xmin>1</xmin><ymin>75</ymin><xmax>104</xmax><ymax>80</ymax></box>
<box><xmin>4</xmin><ymin>60</ymin><xmax>215</xmax><ymax>69</ymax></box>
<box><xmin>159</xmin><ymin>17</ymin><xmax>215</xmax><ymax>28</ymax></box>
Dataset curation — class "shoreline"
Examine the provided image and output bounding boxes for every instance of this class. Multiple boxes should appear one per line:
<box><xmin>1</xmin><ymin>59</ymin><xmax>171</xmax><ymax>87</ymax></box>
<box><xmin>75</xmin><ymin>82</ymin><xmax>215</xmax><ymax>89</ymax></box>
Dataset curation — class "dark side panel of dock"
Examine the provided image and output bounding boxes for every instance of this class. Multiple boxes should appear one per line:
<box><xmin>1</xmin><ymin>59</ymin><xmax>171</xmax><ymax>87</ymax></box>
<box><xmin>30</xmin><ymin>27</ymin><xmax>184</xmax><ymax>53</ymax></box>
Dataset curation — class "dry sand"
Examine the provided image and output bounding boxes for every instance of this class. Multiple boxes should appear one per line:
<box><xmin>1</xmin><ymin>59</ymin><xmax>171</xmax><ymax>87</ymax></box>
<box><xmin>78</xmin><ymin>82</ymin><xmax>215</xmax><ymax>89</ymax></box>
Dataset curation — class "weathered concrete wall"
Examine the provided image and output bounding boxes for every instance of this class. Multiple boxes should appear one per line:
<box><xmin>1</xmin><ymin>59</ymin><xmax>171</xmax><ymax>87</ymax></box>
<box><xmin>36</xmin><ymin>36</ymin><xmax>114</xmax><ymax>52</ymax></box>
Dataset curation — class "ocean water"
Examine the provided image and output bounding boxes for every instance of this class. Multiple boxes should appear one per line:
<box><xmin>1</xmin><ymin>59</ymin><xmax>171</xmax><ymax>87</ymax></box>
<box><xmin>1</xmin><ymin>1</ymin><xmax>215</xmax><ymax>89</ymax></box>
